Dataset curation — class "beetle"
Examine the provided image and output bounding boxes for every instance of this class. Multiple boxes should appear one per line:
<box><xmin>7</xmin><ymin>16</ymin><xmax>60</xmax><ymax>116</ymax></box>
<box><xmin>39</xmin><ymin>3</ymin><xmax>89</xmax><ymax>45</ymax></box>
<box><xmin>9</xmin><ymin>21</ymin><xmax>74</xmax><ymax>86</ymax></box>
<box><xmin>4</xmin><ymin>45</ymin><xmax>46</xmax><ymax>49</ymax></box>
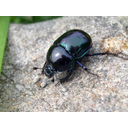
<box><xmin>33</xmin><ymin>29</ymin><xmax>120</xmax><ymax>83</ymax></box>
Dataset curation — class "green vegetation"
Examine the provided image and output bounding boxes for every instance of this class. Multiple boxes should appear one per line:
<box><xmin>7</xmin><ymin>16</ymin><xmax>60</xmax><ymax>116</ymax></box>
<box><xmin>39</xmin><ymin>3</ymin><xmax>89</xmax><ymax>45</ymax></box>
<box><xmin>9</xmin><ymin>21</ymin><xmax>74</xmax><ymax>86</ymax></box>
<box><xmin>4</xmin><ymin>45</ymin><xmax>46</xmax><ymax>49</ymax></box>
<box><xmin>0</xmin><ymin>16</ymin><xmax>10</xmax><ymax>73</ymax></box>
<box><xmin>11</xmin><ymin>16</ymin><xmax>62</xmax><ymax>24</ymax></box>
<box><xmin>0</xmin><ymin>16</ymin><xmax>62</xmax><ymax>73</ymax></box>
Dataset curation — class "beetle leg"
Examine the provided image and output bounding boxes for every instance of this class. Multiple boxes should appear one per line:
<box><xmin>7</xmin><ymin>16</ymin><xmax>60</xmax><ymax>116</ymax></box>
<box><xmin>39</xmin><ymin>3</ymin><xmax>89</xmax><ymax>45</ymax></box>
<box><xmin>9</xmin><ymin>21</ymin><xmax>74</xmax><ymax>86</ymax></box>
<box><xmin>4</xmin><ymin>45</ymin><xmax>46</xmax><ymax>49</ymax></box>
<box><xmin>85</xmin><ymin>49</ymin><xmax>121</xmax><ymax>56</ymax></box>
<box><xmin>77</xmin><ymin>61</ymin><xmax>98</xmax><ymax>76</ymax></box>
<box><xmin>59</xmin><ymin>70</ymin><xmax>72</xmax><ymax>83</ymax></box>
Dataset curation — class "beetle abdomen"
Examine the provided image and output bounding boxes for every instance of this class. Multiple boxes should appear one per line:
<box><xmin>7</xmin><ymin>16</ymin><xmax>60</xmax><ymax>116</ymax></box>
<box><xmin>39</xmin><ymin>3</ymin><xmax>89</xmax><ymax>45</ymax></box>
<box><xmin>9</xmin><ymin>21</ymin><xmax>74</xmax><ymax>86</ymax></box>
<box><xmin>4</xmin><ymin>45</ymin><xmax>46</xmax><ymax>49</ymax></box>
<box><xmin>54</xmin><ymin>29</ymin><xmax>92</xmax><ymax>59</ymax></box>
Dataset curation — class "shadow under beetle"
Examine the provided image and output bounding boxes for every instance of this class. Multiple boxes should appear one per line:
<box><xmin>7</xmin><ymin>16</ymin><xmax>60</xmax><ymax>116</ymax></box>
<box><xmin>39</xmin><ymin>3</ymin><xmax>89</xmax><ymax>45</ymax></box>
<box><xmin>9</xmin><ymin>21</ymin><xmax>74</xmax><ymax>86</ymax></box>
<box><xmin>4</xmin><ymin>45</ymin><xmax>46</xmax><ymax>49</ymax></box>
<box><xmin>33</xmin><ymin>29</ymin><xmax>120</xmax><ymax>83</ymax></box>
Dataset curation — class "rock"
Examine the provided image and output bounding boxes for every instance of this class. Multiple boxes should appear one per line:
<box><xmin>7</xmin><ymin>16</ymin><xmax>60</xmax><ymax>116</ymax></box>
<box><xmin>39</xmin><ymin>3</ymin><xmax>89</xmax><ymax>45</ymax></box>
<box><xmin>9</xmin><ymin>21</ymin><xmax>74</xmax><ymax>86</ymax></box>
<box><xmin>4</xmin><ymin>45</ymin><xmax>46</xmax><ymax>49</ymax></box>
<box><xmin>0</xmin><ymin>16</ymin><xmax>128</xmax><ymax>112</ymax></box>
<box><xmin>32</xmin><ymin>75</ymin><xmax>40</xmax><ymax>84</ymax></box>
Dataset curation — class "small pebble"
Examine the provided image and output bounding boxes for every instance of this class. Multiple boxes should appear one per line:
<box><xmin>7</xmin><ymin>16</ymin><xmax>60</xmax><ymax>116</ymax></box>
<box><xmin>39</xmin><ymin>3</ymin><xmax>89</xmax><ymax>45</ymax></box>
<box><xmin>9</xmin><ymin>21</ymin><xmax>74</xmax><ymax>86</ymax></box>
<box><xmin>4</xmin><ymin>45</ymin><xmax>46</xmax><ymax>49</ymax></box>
<box><xmin>122</xmin><ymin>49</ymin><xmax>128</xmax><ymax>55</ymax></box>
<box><xmin>33</xmin><ymin>76</ymin><xmax>40</xmax><ymax>84</ymax></box>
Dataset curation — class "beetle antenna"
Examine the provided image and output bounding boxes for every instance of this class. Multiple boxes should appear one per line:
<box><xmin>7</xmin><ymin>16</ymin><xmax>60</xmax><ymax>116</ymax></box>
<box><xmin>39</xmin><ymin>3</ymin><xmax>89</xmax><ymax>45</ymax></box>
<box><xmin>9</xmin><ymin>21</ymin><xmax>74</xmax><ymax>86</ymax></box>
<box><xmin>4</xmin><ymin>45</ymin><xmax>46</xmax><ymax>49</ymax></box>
<box><xmin>33</xmin><ymin>67</ymin><xmax>43</xmax><ymax>70</ymax></box>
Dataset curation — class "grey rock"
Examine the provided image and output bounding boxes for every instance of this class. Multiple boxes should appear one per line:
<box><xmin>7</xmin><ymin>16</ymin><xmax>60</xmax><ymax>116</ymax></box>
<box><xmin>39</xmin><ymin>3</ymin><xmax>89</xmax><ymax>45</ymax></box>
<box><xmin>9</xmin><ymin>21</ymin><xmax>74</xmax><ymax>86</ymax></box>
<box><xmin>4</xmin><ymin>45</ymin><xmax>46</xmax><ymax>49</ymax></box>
<box><xmin>0</xmin><ymin>16</ymin><xmax>128</xmax><ymax>112</ymax></box>
<box><xmin>32</xmin><ymin>75</ymin><xmax>40</xmax><ymax>84</ymax></box>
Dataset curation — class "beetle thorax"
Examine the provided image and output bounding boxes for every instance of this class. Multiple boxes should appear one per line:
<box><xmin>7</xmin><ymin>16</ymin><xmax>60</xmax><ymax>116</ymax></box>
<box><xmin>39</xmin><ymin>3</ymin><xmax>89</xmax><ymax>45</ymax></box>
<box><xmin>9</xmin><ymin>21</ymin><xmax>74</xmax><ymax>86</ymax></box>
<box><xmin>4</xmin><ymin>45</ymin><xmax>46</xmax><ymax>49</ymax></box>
<box><xmin>46</xmin><ymin>45</ymin><xmax>75</xmax><ymax>72</ymax></box>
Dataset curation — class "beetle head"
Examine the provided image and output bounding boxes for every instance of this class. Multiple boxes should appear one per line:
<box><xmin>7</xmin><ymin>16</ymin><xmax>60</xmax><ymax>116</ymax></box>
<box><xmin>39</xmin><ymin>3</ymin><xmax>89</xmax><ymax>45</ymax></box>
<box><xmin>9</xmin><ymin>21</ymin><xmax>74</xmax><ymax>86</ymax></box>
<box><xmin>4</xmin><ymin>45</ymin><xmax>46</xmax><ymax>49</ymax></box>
<box><xmin>44</xmin><ymin>63</ymin><xmax>56</xmax><ymax>78</ymax></box>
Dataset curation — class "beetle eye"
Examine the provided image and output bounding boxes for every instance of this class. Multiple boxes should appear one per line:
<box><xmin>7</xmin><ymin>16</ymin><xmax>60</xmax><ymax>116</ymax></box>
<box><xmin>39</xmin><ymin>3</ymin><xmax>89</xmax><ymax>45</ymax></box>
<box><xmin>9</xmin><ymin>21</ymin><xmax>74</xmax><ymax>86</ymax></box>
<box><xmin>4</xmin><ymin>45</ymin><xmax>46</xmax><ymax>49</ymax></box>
<box><xmin>52</xmin><ymin>69</ymin><xmax>56</xmax><ymax>74</ymax></box>
<box><xmin>51</xmin><ymin>67</ymin><xmax>56</xmax><ymax>73</ymax></box>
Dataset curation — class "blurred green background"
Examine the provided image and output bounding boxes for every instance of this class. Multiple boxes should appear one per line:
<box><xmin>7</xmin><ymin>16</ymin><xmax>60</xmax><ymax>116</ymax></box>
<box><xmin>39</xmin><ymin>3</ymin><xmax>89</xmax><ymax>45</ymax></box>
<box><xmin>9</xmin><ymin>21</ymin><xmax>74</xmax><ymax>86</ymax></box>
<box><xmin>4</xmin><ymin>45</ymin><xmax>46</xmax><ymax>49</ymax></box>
<box><xmin>0</xmin><ymin>16</ymin><xmax>62</xmax><ymax>73</ymax></box>
<box><xmin>11</xmin><ymin>16</ymin><xmax>62</xmax><ymax>24</ymax></box>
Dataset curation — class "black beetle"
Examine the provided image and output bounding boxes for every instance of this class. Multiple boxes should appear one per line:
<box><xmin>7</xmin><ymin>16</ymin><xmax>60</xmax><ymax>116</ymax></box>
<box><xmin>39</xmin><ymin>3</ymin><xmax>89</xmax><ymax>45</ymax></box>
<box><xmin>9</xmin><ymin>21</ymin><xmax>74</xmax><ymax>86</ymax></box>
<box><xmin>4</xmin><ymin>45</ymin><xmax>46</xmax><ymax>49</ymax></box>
<box><xmin>33</xmin><ymin>29</ymin><xmax>119</xmax><ymax>83</ymax></box>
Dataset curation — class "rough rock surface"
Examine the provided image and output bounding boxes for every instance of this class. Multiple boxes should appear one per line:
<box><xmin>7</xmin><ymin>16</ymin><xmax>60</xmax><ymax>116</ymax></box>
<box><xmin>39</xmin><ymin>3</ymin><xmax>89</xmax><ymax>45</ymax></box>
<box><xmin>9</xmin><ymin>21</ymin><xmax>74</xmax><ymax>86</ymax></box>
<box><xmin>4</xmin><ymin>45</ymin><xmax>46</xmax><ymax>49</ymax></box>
<box><xmin>0</xmin><ymin>16</ymin><xmax>128</xmax><ymax>112</ymax></box>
